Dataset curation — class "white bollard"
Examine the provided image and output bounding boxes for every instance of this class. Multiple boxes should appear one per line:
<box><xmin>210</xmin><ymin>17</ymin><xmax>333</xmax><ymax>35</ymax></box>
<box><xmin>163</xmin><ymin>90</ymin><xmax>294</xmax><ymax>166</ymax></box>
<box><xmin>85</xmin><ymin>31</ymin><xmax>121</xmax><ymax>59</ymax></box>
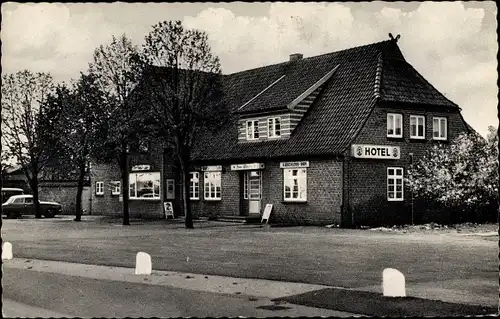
<box><xmin>135</xmin><ymin>252</ymin><xmax>152</xmax><ymax>275</ymax></box>
<box><xmin>382</xmin><ymin>268</ymin><xmax>406</xmax><ymax>297</ymax></box>
<box><xmin>2</xmin><ymin>242</ymin><xmax>13</xmax><ymax>260</ymax></box>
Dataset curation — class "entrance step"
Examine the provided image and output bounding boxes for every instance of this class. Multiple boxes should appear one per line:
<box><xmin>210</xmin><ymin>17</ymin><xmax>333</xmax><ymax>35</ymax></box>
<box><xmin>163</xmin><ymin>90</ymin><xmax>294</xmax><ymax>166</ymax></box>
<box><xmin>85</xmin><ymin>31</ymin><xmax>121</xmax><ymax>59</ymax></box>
<box><xmin>216</xmin><ymin>215</ymin><xmax>261</xmax><ymax>224</ymax></box>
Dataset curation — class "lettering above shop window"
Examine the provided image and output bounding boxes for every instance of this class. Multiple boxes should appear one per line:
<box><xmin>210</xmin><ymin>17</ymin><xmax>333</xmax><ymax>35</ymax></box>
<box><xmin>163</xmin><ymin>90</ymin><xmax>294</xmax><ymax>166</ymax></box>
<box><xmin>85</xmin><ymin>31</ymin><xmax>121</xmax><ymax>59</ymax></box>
<box><xmin>201</xmin><ymin>165</ymin><xmax>222</xmax><ymax>172</ymax></box>
<box><xmin>230</xmin><ymin>163</ymin><xmax>265</xmax><ymax>171</ymax></box>
<box><xmin>351</xmin><ymin>144</ymin><xmax>400</xmax><ymax>160</ymax></box>
<box><xmin>131</xmin><ymin>165</ymin><xmax>151</xmax><ymax>172</ymax></box>
<box><xmin>279</xmin><ymin>161</ymin><xmax>310</xmax><ymax>169</ymax></box>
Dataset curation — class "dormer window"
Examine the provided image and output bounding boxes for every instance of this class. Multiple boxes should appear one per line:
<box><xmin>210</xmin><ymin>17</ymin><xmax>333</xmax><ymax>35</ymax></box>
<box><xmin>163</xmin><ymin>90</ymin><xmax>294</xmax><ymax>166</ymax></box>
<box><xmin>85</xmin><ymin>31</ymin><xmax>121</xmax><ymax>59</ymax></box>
<box><xmin>268</xmin><ymin>117</ymin><xmax>281</xmax><ymax>138</ymax></box>
<box><xmin>246</xmin><ymin>120</ymin><xmax>259</xmax><ymax>140</ymax></box>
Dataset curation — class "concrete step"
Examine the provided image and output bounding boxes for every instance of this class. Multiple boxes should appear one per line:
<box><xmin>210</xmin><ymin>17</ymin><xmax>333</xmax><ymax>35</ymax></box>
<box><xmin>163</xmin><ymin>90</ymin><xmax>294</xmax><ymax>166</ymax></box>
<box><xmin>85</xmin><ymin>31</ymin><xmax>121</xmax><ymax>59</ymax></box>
<box><xmin>216</xmin><ymin>215</ymin><xmax>261</xmax><ymax>224</ymax></box>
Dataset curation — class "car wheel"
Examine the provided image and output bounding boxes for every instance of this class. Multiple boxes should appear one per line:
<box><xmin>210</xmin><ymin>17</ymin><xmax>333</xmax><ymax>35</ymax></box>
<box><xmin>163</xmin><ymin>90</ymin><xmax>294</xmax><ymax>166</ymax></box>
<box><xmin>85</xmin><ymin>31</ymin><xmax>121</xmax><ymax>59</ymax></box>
<box><xmin>44</xmin><ymin>209</ymin><xmax>55</xmax><ymax>218</ymax></box>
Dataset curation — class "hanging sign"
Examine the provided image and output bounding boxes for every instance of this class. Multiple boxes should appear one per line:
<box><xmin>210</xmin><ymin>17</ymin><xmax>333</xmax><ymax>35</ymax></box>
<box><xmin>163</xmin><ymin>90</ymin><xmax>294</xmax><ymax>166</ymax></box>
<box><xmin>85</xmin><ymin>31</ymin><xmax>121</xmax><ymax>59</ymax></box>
<box><xmin>351</xmin><ymin>144</ymin><xmax>400</xmax><ymax>159</ymax></box>
<box><xmin>131</xmin><ymin>164</ymin><xmax>151</xmax><ymax>171</ymax></box>
<box><xmin>280</xmin><ymin>161</ymin><xmax>310</xmax><ymax>169</ymax></box>
<box><xmin>201</xmin><ymin>165</ymin><xmax>222</xmax><ymax>172</ymax></box>
<box><xmin>261</xmin><ymin>204</ymin><xmax>273</xmax><ymax>224</ymax></box>
<box><xmin>230</xmin><ymin>163</ymin><xmax>265</xmax><ymax>171</ymax></box>
<box><xmin>164</xmin><ymin>202</ymin><xmax>174</xmax><ymax>219</ymax></box>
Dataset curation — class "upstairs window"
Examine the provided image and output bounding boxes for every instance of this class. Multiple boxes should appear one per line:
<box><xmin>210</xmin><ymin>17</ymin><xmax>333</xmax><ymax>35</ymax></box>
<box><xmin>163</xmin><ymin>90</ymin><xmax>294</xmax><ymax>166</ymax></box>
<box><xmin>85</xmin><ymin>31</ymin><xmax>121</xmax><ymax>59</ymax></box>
<box><xmin>268</xmin><ymin>117</ymin><xmax>281</xmax><ymax>138</ymax></box>
<box><xmin>95</xmin><ymin>181</ymin><xmax>104</xmax><ymax>196</ymax></box>
<box><xmin>410</xmin><ymin>115</ymin><xmax>425</xmax><ymax>139</ymax></box>
<box><xmin>433</xmin><ymin>117</ymin><xmax>447</xmax><ymax>140</ymax></box>
<box><xmin>246</xmin><ymin>120</ymin><xmax>259</xmax><ymax>140</ymax></box>
<box><xmin>387</xmin><ymin>113</ymin><xmax>403</xmax><ymax>138</ymax></box>
<box><xmin>189</xmin><ymin>172</ymin><xmax>200</xmax><ymax>200</ymax></box>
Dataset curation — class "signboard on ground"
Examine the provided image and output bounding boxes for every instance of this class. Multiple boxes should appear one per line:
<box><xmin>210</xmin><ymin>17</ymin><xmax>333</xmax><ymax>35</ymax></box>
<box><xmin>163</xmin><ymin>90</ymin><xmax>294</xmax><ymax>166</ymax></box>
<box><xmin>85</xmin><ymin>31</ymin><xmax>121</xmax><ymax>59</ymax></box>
<box><xmin>261</xmin><ymin>204</ymin><xmax>273</xmax><ymax>224</ymax></box>
<box><xmin>164</xmin><ymin>202</ymin><xmax>174</xmax><ymax>219</ymax></box>
<box><xmin>351</xmin><ymin>144</ymin><xmax>400</xmax><ymax>160</ymax></box>
<box><xmin>230</xmin><ymin>163</ymin><xmax>265</xmax><ymax>171</ymax></box>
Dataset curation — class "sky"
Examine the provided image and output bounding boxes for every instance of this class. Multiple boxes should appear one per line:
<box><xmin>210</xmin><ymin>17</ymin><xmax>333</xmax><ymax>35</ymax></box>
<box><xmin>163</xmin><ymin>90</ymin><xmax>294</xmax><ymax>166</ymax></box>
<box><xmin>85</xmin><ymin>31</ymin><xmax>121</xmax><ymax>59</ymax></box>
<box><xmin>1</xmin><ymin>1</ymin><xmax>497</xmax><ymax>137</ymax></box>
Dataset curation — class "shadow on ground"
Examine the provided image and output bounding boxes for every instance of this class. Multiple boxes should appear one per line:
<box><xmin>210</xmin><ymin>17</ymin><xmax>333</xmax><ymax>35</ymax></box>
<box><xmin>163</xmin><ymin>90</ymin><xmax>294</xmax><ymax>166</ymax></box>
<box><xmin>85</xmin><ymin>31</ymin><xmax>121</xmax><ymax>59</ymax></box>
<box><xmin>273</xmin><ymin>288</ymin><xmax>497</xmax><ymax>317</ymax></box>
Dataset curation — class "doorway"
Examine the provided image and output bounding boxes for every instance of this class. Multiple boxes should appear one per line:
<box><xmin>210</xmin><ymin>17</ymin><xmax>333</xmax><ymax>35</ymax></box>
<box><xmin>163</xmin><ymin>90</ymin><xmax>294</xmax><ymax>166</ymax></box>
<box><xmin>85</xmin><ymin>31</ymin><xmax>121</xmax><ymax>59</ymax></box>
<box><xmin>245</xmin><ymin>170</ymin><xmax>262</xmax><ymax>215</ymax></box>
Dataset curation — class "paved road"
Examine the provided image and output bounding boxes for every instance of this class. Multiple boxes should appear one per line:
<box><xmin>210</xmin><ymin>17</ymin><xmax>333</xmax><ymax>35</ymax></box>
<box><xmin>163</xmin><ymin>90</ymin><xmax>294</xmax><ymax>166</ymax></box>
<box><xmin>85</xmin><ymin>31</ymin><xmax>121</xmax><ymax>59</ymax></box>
<box><xmin>1</xmin><ymin>217</ymin><xmax>497</xmax><ymax>308</ymax></box>
<box><xmin>2</xmin><ymin>265</ymin><xmax>353</xmax><ymax>317</ymax></box>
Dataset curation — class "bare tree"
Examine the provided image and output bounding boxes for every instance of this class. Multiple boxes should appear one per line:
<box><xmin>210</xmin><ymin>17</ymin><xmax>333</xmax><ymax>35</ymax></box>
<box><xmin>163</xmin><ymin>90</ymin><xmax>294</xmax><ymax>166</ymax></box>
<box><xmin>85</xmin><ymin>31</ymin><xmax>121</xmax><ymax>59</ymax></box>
<box><xmin>45</xmin><ymin>74</ymin><xmax>107</xmax><ymax>221</ymax></box>
<box><xmin>88</xmin><ymin>34</ymin><xmax>143</xmax><ymax>225</ymax></box>
<box><xmin>1</xmin><ymin>70</ymin><xmax>57</xmax><ymax>218</ymax></box>
<box><xmin>139</xmin><ymin>21</ymin><xmax>228</xmax><ymax>228</ymax></box>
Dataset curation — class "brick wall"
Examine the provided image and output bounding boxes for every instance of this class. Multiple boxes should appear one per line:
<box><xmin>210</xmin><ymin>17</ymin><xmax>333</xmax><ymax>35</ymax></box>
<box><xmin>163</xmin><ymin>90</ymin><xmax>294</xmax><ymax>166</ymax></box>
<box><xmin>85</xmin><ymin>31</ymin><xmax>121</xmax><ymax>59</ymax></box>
<box><xmin>346</xmin><ymin>102</ymin><xmax>468</xmax><ymax>225</ymax></box>
<box><xmin>39</xmin><ymin>182</ymin><xmax>91</xmax><ymax>215</ymax></box>
<box><xmin>189</xmin><ymin>159</ymin><xmax>343</xmax><ymax>225</ymax></box>
<box><xmin>90</xmin><ymin>141</ymin><xmax>165</xmax><ymax>219</ymax></box>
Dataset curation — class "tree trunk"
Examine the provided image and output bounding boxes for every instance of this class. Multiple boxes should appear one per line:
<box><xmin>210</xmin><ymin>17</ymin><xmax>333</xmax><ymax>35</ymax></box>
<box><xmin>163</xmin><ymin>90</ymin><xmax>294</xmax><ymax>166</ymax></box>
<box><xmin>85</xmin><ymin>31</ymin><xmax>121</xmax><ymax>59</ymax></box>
<box><xmin>74</xmin><ymin>159</ymin><xmax>86</xmax><ymax>222</ymax></box>
<box><xmin>120</xmin><ymin>149</ymin><xmax>130</xmax><ymax>226</ymax></box>
<box><xmin>179</xmin><ymin>156</ymin><xmax>193</xmax><ymax>229</ymax></box>
<box><xmin>32</xmin><ymin>175</ymin><xmax>42</xmax><ymax>218</ymax></box>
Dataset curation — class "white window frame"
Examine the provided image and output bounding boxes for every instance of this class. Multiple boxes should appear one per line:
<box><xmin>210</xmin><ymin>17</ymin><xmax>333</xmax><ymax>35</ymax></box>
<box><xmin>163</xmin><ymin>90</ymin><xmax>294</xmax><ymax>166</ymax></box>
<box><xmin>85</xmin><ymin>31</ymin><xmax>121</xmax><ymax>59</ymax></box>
<box><xmin>204</xmin><ymin>171</ymin><xmax>221</xmax><ymax>201</ymax></box>
<box><xmin>267</xmin><ymin>117</ymin><xmax>281</xmax><ymax>138</ymax></box>
<box><xmin>283</xmin><ymin>168</ymin><xmax>307</xmax><ymax>202</ymax></box>
<box><xmin>111</xmin><ymin>181</ymin><xmax>121</xmax><ymax>195</ymax></box>
<box><xmin>189</xmin><ymin>172</ymin><xmax>200</xmax><ymax>200</ymax></box>
<box><xmin>387</xmin><ymin>113</ymin><xmax>403</xmax><ymax>138</ymax></box>
<box><xmin>243</xmin><ymin>172</ymin><xmax>249</xmax><ymax>199</ymax></box>
<box><xmin>246</xmin><ymin>120</ymin><xmax>259</xmax><ymax>140</ymax></box>
<box><xmin>95</xmin><ymin>181</ymin><xmax>104</xmax><ymax>195</ymax></box>
<box><xmin>129</xmin><ymin>172</ymin><xmax>161</xmax><ymax>200</ymax></box>
<box><xmin>410</xmin><ymin>115</ymin><xmax>425</xmax><ymax>139</ymax></box>
<box><xmin>387</xmin><ymin>167</ymin><xmax>404</xmax><ymax>201</ymax></box>
<box><xmin>433</xmin><ymin>117</ymin><xmax>447</xmax><ymax>140</ymax></box>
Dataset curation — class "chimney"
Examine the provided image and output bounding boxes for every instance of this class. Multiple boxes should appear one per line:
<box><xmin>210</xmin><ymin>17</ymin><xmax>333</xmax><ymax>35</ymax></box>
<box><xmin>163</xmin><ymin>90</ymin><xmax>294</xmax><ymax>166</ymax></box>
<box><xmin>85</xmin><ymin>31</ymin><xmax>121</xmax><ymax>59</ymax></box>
<box><xmin>289</xmin><ymin>53</ymin><xmax>303</xmax><ymax>62</ymax></box>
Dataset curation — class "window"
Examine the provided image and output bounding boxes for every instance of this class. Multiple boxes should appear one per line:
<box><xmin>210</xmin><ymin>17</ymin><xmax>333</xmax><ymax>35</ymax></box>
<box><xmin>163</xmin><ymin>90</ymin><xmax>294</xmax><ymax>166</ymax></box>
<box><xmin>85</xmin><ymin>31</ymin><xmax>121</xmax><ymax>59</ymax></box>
<box><xmin>204</xmin><ymin>172</ymin><xmax>221</xmax><ymax>200</ymax></box>
<box><xmin>410</xmin><ymin>115</ymin><xmax>425</xmax><ymax>139</ymax></box>
<box><xmin>268</xmin><ymin>117</ymin><xmax>281</xmax><ymax>138</ymax></box>
<box><xmin>387</xmin><ymin>113</ymin><xmax>403</xmax><ymax>138</ymax></box>
<box><xmin>95</xmin><ymin>181</ymin><xmax>104</xmax><ymax>195</ymax></box>
<box><xmin>189</xmin><ymin>172</ymin><xmax>200</xmax><ymax>200</ymax></box>
<box><xmin>24</xmin><ymin>197</ymin><xmax>33</xmax><ymax>204</ymax></box>
<box><xmin>283</xmin><ymin>168</ymin><xmax>307</xmax><ymax>202</ymax></box>
<box><xmin>129</xmin><ymin>172</ymin><xmax>160</xmax><ymax>199</ymax></box>
<box><xmin>166</xmin><ymin>179</ymin><xmax>175</xmax><ymax>199</ymax></box>
<box><xmin>246</xmin><ymin>120</ymin><xmax>259</xmax><ymax>140</ymax></box>
<box><xmin>433</xmin><ymin>117</ymin><xmax>447</xmax><ymax>140</ymax></box>
<box><xmin>111</xmin><ymin>181</ymin><xmax>121</xmax><ymax>195</ymax></box>
<box><xmin>387</xmin><ymin>167</ymin><xmax>404</xmax><ymax>201</ymax></box>
<box><xmin>243</xmin><ymin>172</ymin><xmax>249</xmax><ymax>199</ymax></box>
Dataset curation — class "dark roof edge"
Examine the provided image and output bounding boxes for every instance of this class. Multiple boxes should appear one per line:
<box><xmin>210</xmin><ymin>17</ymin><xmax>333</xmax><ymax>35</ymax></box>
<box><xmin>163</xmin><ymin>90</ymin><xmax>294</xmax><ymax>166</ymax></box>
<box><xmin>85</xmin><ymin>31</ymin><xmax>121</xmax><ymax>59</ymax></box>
<box><xmin>340</xmin><ymin>97</ymin><xmax>379</xmax><ymax>155</ymax></box>
<box><xmin>225</xmin><ymin>39</ymin><xmax>393</xmax><ymax>77</ymax></box>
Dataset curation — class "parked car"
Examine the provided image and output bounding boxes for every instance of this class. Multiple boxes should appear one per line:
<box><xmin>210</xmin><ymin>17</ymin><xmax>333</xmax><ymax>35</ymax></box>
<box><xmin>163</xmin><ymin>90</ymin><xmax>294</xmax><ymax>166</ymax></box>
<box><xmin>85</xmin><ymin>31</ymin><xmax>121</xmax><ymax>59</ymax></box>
<box><xmin>2</xmin><ymin>195</ymin><xmax>62</xmax><ymax>219</ymax></box>
<box><xmin>1</xmin><ymin>188</ymin><xmax>25</xmax><ymax>204</ymax></box>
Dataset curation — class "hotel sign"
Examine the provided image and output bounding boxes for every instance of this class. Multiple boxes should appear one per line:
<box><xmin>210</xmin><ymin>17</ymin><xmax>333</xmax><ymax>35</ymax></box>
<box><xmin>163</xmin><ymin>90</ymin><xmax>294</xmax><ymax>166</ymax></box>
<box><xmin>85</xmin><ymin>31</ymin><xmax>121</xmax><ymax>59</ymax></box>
<box><xmin>351</xmin><ymin>144</ymin><xmax>400</xmax><ymax>160</ymax></box>
<box><xmin>230</xmin><ymin>163</ymin><xmax>265</xmax><ymax>171</ymax></box>
<box><xmin>279</xmin><ymin>161</ymin><xmax>310</xmax><ymax>168</ymax></box>
<box><xmin>131</xmin><ymin>164</ymin><xmax>151</xmax><ymax>171</ymax></box>
<box><xmin>201</xmin><ymin>165</ymin><xmax>222</xmax><ymax>172</ymax></box>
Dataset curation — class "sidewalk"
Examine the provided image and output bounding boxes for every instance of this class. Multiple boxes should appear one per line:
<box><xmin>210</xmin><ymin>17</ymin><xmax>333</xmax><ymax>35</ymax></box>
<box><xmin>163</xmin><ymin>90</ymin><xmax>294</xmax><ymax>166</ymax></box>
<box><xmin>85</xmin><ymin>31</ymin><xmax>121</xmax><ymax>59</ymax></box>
<box><xmin>3</xmin><ymin>258</ymin><xmax>358</xmax><ymax>318</ymax></box>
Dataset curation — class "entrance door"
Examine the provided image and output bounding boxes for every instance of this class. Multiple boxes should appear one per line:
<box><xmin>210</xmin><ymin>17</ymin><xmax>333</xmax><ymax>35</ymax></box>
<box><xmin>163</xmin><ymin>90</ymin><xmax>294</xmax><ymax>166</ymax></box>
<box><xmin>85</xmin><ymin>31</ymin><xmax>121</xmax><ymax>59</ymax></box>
<box><xmin>247</xmin><ymin>171</ymin><xmax>262</xmax><ymax>215</ymax></box>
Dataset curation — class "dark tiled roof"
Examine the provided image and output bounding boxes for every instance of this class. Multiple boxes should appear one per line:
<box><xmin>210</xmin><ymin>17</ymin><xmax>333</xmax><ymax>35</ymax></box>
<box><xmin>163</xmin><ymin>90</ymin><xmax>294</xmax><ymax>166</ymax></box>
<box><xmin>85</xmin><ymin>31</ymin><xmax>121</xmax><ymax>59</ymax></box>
<box><xmin>187</xmin><ymin>39</ymin><xmax>460</xmax><ymax>162</ymax></box>
<box><xmin>380</xmin><ymin>58</ymin><xmax>457</xmax><ymax>107</ymax></box>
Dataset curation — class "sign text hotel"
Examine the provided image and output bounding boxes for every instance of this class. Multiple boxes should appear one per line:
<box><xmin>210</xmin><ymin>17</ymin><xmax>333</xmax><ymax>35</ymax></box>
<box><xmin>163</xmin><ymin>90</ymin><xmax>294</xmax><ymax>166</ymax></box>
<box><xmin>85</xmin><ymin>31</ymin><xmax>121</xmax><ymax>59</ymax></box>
<box><xmin>351</xmin><ymin>144</ymin><xmax>400</xmax><ymax>159</ymax></box>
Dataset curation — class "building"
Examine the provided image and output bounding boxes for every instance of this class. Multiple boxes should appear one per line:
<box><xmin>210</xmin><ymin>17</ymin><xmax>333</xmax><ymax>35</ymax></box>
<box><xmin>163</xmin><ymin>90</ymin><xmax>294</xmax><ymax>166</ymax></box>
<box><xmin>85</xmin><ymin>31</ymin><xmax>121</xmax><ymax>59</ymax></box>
<box><xmin>90</xmin><ymin>36</ymin><xmax>471</xmax><ymax>226</ymax></box>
